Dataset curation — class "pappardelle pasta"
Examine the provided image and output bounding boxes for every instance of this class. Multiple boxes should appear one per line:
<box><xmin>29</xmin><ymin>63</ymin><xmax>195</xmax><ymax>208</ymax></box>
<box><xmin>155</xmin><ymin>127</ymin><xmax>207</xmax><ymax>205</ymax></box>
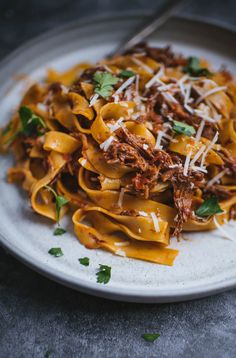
<box><xmin>1</xmin><ymin>43</ymin><xmax>236</xmax><ymax>266</ymax></box>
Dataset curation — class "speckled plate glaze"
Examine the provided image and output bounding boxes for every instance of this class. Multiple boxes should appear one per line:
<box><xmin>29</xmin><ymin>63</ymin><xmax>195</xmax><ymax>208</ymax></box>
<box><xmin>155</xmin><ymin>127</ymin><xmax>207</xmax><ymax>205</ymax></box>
<box><xmin>0</xmin><ymin>14</ymin><xmax>236</xmax><ymax>303</ymax></box>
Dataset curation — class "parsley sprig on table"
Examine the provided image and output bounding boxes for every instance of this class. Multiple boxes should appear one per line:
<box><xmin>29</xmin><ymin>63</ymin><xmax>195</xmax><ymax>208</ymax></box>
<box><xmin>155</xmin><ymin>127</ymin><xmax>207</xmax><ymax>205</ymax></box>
<box><xmin>93</xmin><ymin>71</ymin><xmax>119</xmax><ymax>99</ymax></box>
<box><xmin>79</xmin><ymin>257</ymin><xmax>90</xmax><ymax>266</ymax></box>
<box><xmin>96</xmin><ymin>264</ymin><xmax>111</xmax><ymax>284</ymax></box>
<box><xmin>142</xmin><ymin>333</ymin><xmax>160</xmax><ymax>343</ymax></box>
<box><xmin>44</xmin><ymin>185</ymin><xmax>69</xmax><ymax>222</ymax></box>
<box><xmin>48</xmin><ymin>247</ymin><xmax>63</xmax><ymax>257</ymax></box>
<box><xmin>53</xmin><ymin>227</ymin><xmax>66</xmax><ymax>236</ymax></box>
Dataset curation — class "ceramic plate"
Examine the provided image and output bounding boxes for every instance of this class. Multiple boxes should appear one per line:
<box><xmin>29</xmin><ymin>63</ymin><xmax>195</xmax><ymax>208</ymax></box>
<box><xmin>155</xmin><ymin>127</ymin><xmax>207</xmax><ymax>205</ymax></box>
<box><xmin>0</xmin><ymin>14</ymin><xmax>236</xmax><ymax>303</ymax></box>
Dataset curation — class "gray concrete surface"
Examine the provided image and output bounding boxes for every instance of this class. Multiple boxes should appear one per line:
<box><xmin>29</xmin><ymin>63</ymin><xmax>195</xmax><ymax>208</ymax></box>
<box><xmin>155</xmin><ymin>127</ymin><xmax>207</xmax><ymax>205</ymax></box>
<box><xmin>0</xmin><ymin>1</ymin><xmax>236</xmax><ymax>357</ymax></box>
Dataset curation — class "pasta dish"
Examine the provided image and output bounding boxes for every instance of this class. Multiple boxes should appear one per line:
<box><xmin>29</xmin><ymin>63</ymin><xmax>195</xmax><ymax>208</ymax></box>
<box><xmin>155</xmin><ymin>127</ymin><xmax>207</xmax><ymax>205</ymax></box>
<box><xmin>1</xmin><ymin>43</ymin><xmax>236</xmax><ymax>266</ymax></box>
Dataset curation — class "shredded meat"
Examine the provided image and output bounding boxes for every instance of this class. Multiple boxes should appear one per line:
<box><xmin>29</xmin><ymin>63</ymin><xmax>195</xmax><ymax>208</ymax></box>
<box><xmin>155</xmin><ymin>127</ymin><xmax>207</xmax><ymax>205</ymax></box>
<box><xmin>206</xmin><ymin>185</ymin><xmax>234</xmax><ymax>200</ymax></box>
<box><xmin>126</xmin><ymin>43</ymin><xmax>187</xmax><ymax>67</ymax></box>
<box><xmin>104</xmin><ymin>142</ymin><xmax>148</xmax><ymax>171</ymax></box>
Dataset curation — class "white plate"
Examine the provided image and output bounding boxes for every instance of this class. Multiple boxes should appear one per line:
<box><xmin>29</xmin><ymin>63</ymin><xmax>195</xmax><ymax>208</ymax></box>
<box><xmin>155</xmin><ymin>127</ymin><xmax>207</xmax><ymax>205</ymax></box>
<box><xmin>0</xmin><ymin>14</ymin><xmax>236</xmax><ymax>303</ymax></box>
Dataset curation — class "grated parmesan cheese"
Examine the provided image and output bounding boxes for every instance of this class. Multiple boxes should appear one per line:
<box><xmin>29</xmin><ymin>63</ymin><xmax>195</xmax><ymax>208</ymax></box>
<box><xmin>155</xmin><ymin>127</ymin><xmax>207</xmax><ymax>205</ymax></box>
<box><xmin>107</xmin><ymin>117</ymin><xmax>124</xmax><ymax>132</ymax></box>
<box><xmin>139</xmin><ymin>211</ymin><xmax>148</xmax><ymax>217</ymax></box>
<box><xmin>213</xmin><ymin>217</ymin><xmax>235</xmax><ymax>241</ymax></box>
<box><xmin>117</xmin><ymin>188</ymin><xmax>125</xmax><ymax>208</ymax></box>
<box><xmin>145</xmin><ymin>65</ymin><xmax>164</xmax><ymax>88</ymax></box>
<box><xmin>37</xmin><ymin>103</ymin><xmax>47</xmax><ymax>112</ymax></box>
<box><xmin>200</xmin><ymin>132</ymin><xmax>219</xmax><ymax>168</ymax></box>
<box><xmin>132</xmin><ymin>57</ymin><xmax>153</xmax><ymax>74</ymax></box>
<box><xmin>114</xmin><ymin>241</ymin><xmax>130</xmax><ymax>247</ymax></box>
<box><xmin>80</xmin><ymin>158</ymin><xmax>87</xmax><ymax>167</ymax></box>
<box><xmin>195</xmin><ymin>120</ymin><xmax>205</xmax><ymax>142</ymax></box>
<box><xmin>100</xmin><ymin>136</ymin><xmax>115</xmax><ymax>151</ymax></box>
<box><xmin>115</xmin><ymin>249</ymin><xmax>127</xmax><ymax>257</ymax></box>
<box><xmin>113</xmin><ymin>76</ymin><xmax>136</xmax><ymax>95</ymax></box>
<box><xmin>196</xmin><ymin>86</ymin><xmax>227</xmax><ymax>104</ymax></box>
<box><xmin>161</xmin><ymin>91</ymin><xmax>178</xmax><ymax>104</ymax></box>
<box><xmin>207</xmin><ymin>169</ymin><xmax>228</xmax><ymax>187</ymax></box>
<box><xmin>190</xmin><ymin>145</ymin><xmax>206</xmax><ymax>167</ymax></box>
<box><xmin>155</xmin><ymin>131</ymin><xmax>164</xmax><ymax>149</ymax></box>
<box><xmin>150</xmin><ymin>212</ymin><xmax>160</xmax><ymax>233</ymax></box>
<box><xmin>183</xmin><ymin>150</ymin><xmax>192</xmax><ymax>176</ymax></box>
<box><xmin>89</xmin><ymin>93</ymin><xmax>99</xmax><ymax>107</ymax></box>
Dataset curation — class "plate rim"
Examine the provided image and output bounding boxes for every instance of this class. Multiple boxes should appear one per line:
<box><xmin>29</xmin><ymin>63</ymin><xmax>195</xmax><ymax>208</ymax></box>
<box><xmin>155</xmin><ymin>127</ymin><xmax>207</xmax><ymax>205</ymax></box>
<box><xmin>1</xmin><ymin>12</ymin><xmax>236</xmax><ymax>303</ymax></box>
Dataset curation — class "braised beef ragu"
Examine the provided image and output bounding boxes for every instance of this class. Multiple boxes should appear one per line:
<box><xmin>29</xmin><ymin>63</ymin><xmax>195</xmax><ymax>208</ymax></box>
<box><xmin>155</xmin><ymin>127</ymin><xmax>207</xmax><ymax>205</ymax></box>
<box><xmin>125</xmin><ymin>42</ymin><xmax>187</xmax><ymax>67</ymax></box>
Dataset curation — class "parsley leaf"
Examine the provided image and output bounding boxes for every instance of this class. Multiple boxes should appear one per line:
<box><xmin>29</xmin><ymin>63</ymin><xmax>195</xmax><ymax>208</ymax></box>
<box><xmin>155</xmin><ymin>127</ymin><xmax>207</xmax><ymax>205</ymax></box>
<box><xmin>93</xmin><ymin>71</ymin><xmax>119</xmax><ymax>99</ymax></box>
<box><xmin>119</xmin><ymin>70</ymin><xmax>135</xmax><ymax>78</ymax></box>
<box><xmin>48</xmin><ymin>247</ymin><xmax>63</xmax><ymax>257</ymax></box>
<box><xmin>79</xmin><ymin>257</ymin><xmax>90</xmax><ymax>266</ymax></box>
<box><xmin>172</xmin><ymin>120</ymin><xmax>196</xmax><ymax>137</ymax></box>
<box><xmin>195</xmin><ymin>197</ymin><xmax>223</xmax><ymax>217</ymax></box>
<box><xmin>183</xmin><ymin>57</ymin><xmax>212</xmax><ymax>77</ymax></box>
<box><xmin>96</xmin><ymin>264</ymin><xmax>111</xmax><ymax>284</ymax></box>
<box><xmin>19</xmin><ymin>106</ymin><xmax>46</xmax><ymax>137</ymax></box>
<box><xmin>142</xmin><ymin>333</ymin><xmax>160</xmax><ymax>343</ymax></box>
<box><xmin>53</xmin><ymin>227</ymin><xmax>66</xmax><ymax>235</ymax></box>
<box><xmin>44</xmin><ymin>185</ymin><xmax>69</xmax><ymax>221</ymax></box>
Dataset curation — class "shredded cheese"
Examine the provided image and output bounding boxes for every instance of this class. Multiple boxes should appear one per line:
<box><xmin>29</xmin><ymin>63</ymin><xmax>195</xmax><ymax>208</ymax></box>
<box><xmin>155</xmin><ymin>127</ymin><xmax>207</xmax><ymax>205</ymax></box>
<box><xmin>213</xmin><ymin>217</ymin><xmax>234</xmax><ymax>241</ymax></box>
<box><xmin>107</xmin><ymin>117</ymin><xmax>124</xmax><ymax>132</ymax></box>
<box><xmin>132</xmin><ymin>57</ymin><xmax>153</xmax><ymax>74</ymax></box>
<box><xmin>145</xmin><ymin>65</ymin><xmax>164</xmax><ymax>88</ymax></box>
<box><xmin>195</xmin><ymin>120</ymin><xmax>205</xmax><ymax>142</ymax></box>
<box><xmin>192</xmin><ymin>165</ymin><xmax>208</xmax><ymax>174</ymax></box>
<box><xmin>190</xmin><ymin>145</ymin><xmax>206</xmax><ymax>166</ymax></box>
<box><xmin>100</xmin><ymin>136</ymin><xmax>115</xmax><ymax>151</ymax></box>
<box><xmin>114</xmin><ymin>241</ymin><xmax>130</xmax><ymax>247</ymax></box>
<box><xmin>207</xmin><ymin>169</ymin><xmax>228</xmax><ymax>187</ymax></box>
<box><xmin>117</xmin><ymin>188</ymin><xmax>125</xmax><ymax>208</ymax></box>
<box><xmin>200</xmin><ymin>132</ymin><xmax>219</xmax><ymax>168</ymax></box>
<box><xmin>162</xmin><ymin>91</ymin><xmax>178</xmax><ymax>104</ymax></box>
<box><xmin>139</xmin><ymin>211</ymin><xmax>148</xmax><ymax>217</ymax></box>
<box><xmin>114</xmin><ymin>76</ymin><xmax>136</xmax><ymax>95</ymax></box>
<box><xmin>89</xmin><ymin>93</ymin><xmax>99</xmax><ymax>107</ymax></box>
<box><xmin>183</xmin><ymin>150</ymin><xmax>192</xmax><ymax>176</ymax></box>
<box><xmin>196</xmin><ymin>86</ymin><xmax>227</xmax><ymax>104</ymax></box>
<box><xmin>155</xmin><ymin>131</ymin><xmax>164</xmax><ymax>149</ymax></box>
<box><xmin>115</xmin><ymin>249</ymin><xmax>127</xmax><ymax>257</ymax></box>
<box><xmin>150</xmin><ymin>212</ymin><xmax>160</xmax><ymax>233</ymax></box>
<box><xmin>37</xmin><ymin>103</ymin><xmax>47</xmax><ymax>112</ymax></box>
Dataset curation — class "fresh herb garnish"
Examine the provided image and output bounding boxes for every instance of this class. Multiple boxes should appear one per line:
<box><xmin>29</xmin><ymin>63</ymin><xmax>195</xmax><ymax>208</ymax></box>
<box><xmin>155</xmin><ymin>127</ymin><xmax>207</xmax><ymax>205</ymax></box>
<box><xmin>19</xmin><ymin>106</ymin><xmax>46</xmax><ymax>137</ymax></box>
<box><xmin>96</xmin><ymin>264</ymin><xmax>111</xmax><ymax>284</ymax></box>
<box><xmin>44</xmin><ymin>350</ymin><xmax>52</xmax><ymax>358</ymax></box>
<box><xmin>79</xmin><ymin>257</ymin><xmax>90</xmax><ymax>266</ymax></box>
<box><xmin>44</xmin><ymin>186</ymin><xmax>69</xmax><ymax>221</ymax></box>
<box><xmin>172</xmin><ymin>120</ymin><xmax>196</xmax><ymax>137</ymax></box>
<box><xmin>48</xmin><ymin>247</ymin><xmax>63</xmax><ymax>257</ymax></box>
<box><xmin>53</xmin><ymin>227</ymin><xmax>66</xmax><ymax>236</ymax></box>
<box><xmin>119</xmin><ymin>70</ymin><xmax>135</xmax><ymax>78</ymax></box>
<box><xmin>195</xmin><ymin>196</ymin><xmax>223</xmax><ymax>217</ymax></box>
<box><xmin>93</xmin><ymin>71</ymin><xmax>119</xmax><ymax>99</ymax></box>
<box><xmin>4</xmin><ymin>106</ymin><xmax>46</xmax><ymax>145</ymax></box>
<box><xmin>142</xmin><ymin>333</ymin><xmax>160</xmax><ymax>343</ymax></box>
<box><xmin>183</xmin><ymin>57</ymin><xmax>212</xmax><ymax>77</ymax></box>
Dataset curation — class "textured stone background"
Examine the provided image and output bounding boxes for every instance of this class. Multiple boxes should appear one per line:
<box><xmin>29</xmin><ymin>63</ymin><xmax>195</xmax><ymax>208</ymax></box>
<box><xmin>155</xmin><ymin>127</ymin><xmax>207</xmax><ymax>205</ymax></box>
<box><xmin>0</xmin><ymin>1</ymin><xmax>236</xmax><ymax>357</ymax></box>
